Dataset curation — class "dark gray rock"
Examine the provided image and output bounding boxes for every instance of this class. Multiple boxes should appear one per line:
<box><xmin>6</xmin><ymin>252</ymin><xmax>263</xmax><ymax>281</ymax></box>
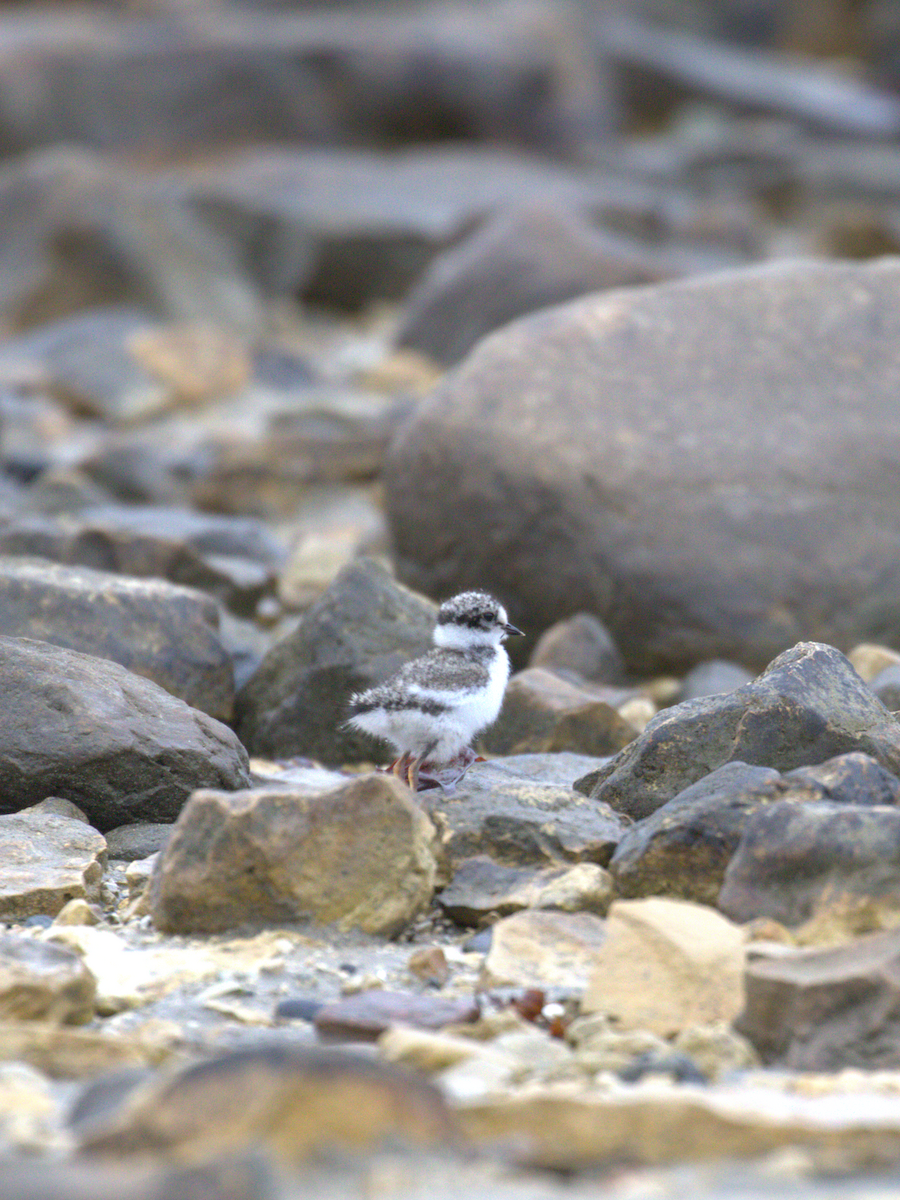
<box><xmin>385</xmin><ymin>259</ymin><xmax>900</xmax><ymax>674</ymax></box>
<box><xmin>234</xmin><ymin>557</ymin><xmax>435</xmax><ymax>763</ymax></box>
<box><xmin>528</xmin><ymin>611</ymin><xmax>625</xmax><ymax>684</ymax></box>
<box><xmin>576</xmin><ymin>643</ymin><xmax>900</xmax><ymax>821</ymax></box>
<box><xmin>719</xmin><ymin>800</ymin><xmax>900</xmax><ymax>926</ymax></box>
<box><xmin>785</xmin><ymin>752</ymin><xmax>900</xmax><ymax>808</ymax></box>
<box><xmin>679</xmin><ymin>659</ymin><xmax>755</xmax><ymax>702</ymax></box>
<box><xmin>737</xmin><ymin>929</ymin><xmax>900</xmax><ymax>1069</ymax></box>
<box><xmin>0</xmin><ymin>636</ymin><xmax>249</xmax><ymax>831</ymax></box>
<box><xmin>608</xmin><ymin>762</ymin><xmax>802</xmax><ymax>905</ymax></box>
<box><xmin>436</xmin><ymin>855</ymin><xmax>612</xmax><ymax>926</ymax></box>
<box><xmin>103</xmin><ymin>823</ymin><xmax>173</xmax><ymax>862</ymax></box>
<box><xmin>0</xmin><ymin>505</ymin><xmax>285</xmax><ymax>617</ymax></box>
<box><xmin>0</xmin><ymin>557</ymin><xmax>233</xmax><ymax>721</ymax></box>
<box><xmin>427</xmin><ymin>754</ymin><xmax>626</xmax><ymax>869</ymax></box>
<box><xmin>396</xmin><ymin>204</ymin><xmax>680</xmax><ymax>366</ymax></box>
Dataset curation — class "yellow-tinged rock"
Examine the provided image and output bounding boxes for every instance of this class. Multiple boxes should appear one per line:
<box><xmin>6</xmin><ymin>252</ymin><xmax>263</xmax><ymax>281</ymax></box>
<box><xmin>581</xmin><ymin>897</ymin><xmax>745</xmax><ymax>1035</ymax></box>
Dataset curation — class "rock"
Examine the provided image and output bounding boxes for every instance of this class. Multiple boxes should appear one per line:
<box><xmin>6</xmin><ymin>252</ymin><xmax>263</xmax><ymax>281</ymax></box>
<box><xmin>480</xmin><ymin>910</ymin><xmax>607</xmax><ymax>990</ymax></box>
<box><xmin>580</xmin><ymin>898</ymin><xmax>745</xmax><ymax>1035</ymax></box>
<box><xmin>577</xmin><ymin>643</ymin><xmax>900</xmax><ymax>820</ymax></box>
<box><xmin>396</xmin><ymin>204</ymin><xmax>680</xmax><ymax>366</ymax></box>
<box><xmin>0</xmin><ymin>798</ymin><xmax>106</xmax><ymax>920</ymax></box>
<box><xmin>673</xmin><ymin>1023</ymin><xmax>760</xmax><ymax>1081</ymax></box>
<box><xmin>386</xmin><ymin>260</ymin><xmax>900</xmax><ymax>674</ymax></box>
<box><xmin>426</xmin><ymin>755</ymin><xmax>627</xmax><ymax>869</ymax></box>
<box><xmin>0</xmin><ymin>637</ymin><xmax>249</xmax><ymax>831</ymax></box>
<box><xmin>459</xmin><ymin>1082</ymin><xmax>900</xmax><ymax>1171</ymax></box>
<box><xmin>406</xmin><ymin>946</ymin><xmax>449</xmax><ymax>987</ymax></box>
<box><xmin>737</xmin><ymin>928</ymin><xmax>900</xmax><ymax>1069</ymax></box>
<box><xmin>437</xmin><ymin>857</ymin><xmax>613</xmax><ymax>926</ymax></box>
<box><xmin>848</xmin><ymin>642</ymin><xmax>900</xmax><ymax>682</ymax></box>
<box><xmin>51</xmin><ymin>899</ymin><xmax>102</xmax><ymax>928</ymax></box>
<box><xmin>527</xmin><ymin>611</ymin><xmax>625</xmax><ymax>684</ymax></box>
<box><xmin>234</xmin><ymin>557</ymin><xmax>436</xmax><ymax>762</ymax></box>
<box><xmin>314</xmin><ymin>992</ymin><xmax>479</xmax><ymax>1042</ymax></box>
<box><xmin>0</xmin><ymin>505</ymin><xmax>285</xmax><ymax>617</ymax></box>
<box><xmin>79</xmin><ymin>1044</ymin><xmax>460</xmax><ymax>1164</ymax></box>
<box><xmin>0</xmin><ymin>1061</ymin><xmax>70</xmax><ymax>1156</ymax></box>
<box><xmin>719</xmin><ymin>800</ymin><xmax>900</xmax><ymax>927</ymax></box>
<box><xmin>679</xmin><ymin>659</ymin><xmax>755</xmax><ymax>701</ymax></box>
<box><xmin>870</xmin><ymin>664</ymin><xmax>900</xmax><ymax>711</ymax></box>
<box><xmin>0</xmin><ymin>934</ymin><xmax>95</xmax><ymax>1024</ymax></box>
<box><xmin>607</xmin><ymin>762</ymin><xmax>792</xmax><ymax>904</ymax></box>
<box><xmin>482</xmin><ymin>668</ymin><xmax>639</xmax><ymax>757</ymax></box>
<box><xmin>0</xmin><ymin>557</ymin><xmax>234</xmax><ymax>720</ymax></box>
<box><xmin>150</xmin><ymin>775</ymin><xmax>438</xmax><ymax>937</ymax></box>
<box><xmin>104</xmin><ymin>823</ymin><xmax>172</xmax><ymax>862</ymax></box>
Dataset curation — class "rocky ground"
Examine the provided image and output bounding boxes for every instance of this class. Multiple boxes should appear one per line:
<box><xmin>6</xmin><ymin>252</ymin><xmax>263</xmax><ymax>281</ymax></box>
<box><xmin>6</xmin><ymin>0</ymin><xmax>900</xmax><ymax>1197</ymax></box>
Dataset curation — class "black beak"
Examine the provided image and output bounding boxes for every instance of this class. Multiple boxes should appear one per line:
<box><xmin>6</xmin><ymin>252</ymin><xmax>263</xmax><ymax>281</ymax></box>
<box><xmin>503</xmin><ymin>622</ymin><xmax>524</xmax><ymax>637</ymax></box>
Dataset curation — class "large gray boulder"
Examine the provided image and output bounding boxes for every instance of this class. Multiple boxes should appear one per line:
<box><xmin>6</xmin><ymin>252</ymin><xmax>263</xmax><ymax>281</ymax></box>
<box><xmin>0</xmin><ymin>637</ymin><xmax>249</xmax><ymax>831</ymax></box>
<box><xmin>386</xmin><ymin>259</ymin><xmax>900</xmax><ymax>673</ymax></box>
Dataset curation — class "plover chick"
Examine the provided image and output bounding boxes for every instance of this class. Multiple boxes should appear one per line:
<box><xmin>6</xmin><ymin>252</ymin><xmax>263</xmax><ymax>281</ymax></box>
<box><xmin>346</xmin><ymin>590</ymin><xmax>523</xmax><ymax>792</ymax></box>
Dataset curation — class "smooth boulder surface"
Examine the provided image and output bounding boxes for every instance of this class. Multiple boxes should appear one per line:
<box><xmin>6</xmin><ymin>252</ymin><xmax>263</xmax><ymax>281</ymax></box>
<box><xmin>150</xmin><ymin>775</ymin><xmax>438</xmax><ymax>937</ymax></box>
<box><xmin>386</xmin><ymin>259</ymin><xmax>900</xmax><ymax>673</ymax></box>
<box><xmin>0</xmin><ymin>637</ymin><xmax>249</xmax><ymax>831</ymax></box>
<box><xmin>235</xmin><ymin>557</ymin><xmax>435</xmax><ymax>763</ymax></box>
<box><xmin>0</xmin><ymin>558</ymin><xmax>233</xmax><ymax>720</ymax></box>
<box><xmin>577</xmin><ymin>643</ymin><xmax>900</xmax><ymax>820</ymax></box>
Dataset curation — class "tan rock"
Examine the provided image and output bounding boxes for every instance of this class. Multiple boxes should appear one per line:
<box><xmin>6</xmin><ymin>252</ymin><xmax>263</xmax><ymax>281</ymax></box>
<box><xmin>673</xmin><ymin>1023</ymin><xmax>760</xmax><ymax>1081</ymax></box>
<box><xmin>480</xmin><ymin>910</ymin><xmax>607</xmax><ymax>990</ymax></box>
<box><xmin>51</xmin><ymin>898</ymin><xmax>102</xmax><ymax>927</ymax></box>
<box><xmin>0</xmin><ymin>935</ymin><xmax>95</xmax><ymax>1025</ymax></box>
<box><xmin>150</xmin><ymin>775</ymin><xmax>438</xmax><ymax>937</ymax></box>
<box><xmin>0</xmin><ymin>1021</ymin><xmax>179</xmax><ymax>1079</ymax></box>
<box><xmin>81</xmin><ymin>1044</ymin><xmax>461</xmax><ymax>1165</ymax></box>
<box><xmin>0</xmin><ymin>1062</ymin><xmax>72</xmax><ymax>1155</ymax></box>
<box><xmin>459</xmin><ymin>1084</ymin><xmax>900</xmax><ymax>1170</ymax></box>
<box><xmin>406</xmin><ymin>946</ymin><xmax>449</xmax><ymax>986</ymax></box>
<box><xmin>848</xmin><ymin>643</ymin><xmax>900</xmax><ymax>682</ymax></box>
<box><xmin>0</xmin><ymin>798</ymin><xmax>106</xmax><ymax>921</ymax></box>
<box><xmin>127</xmin><ymin>322</ymin><xmax>250</xmax><ymax>413</ymax></box>
<box><xmin>580</xmin><ymin>898</ymin><xmax>745</xmax><ymax>1035</ymax></box>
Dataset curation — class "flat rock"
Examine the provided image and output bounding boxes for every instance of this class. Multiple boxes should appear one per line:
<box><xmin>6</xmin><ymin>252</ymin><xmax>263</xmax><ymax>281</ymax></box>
<box><xmin>234</xmin><ymin>556</ymin><xmax>436</xmax><ymax>762</ymax></box>
<box><xmin>78</xmin><ymin>1043</ymin><xmax>460</xmax><ymax>1165</ymax></box>
<box><xmin>0</xmin><ymin>557</ymin><xmax>233</xmax><ymax>720</ymax></box>
<box><xmin>426</xmin><ymin>755</ymin><xmax>626</xmax><ymax>869</ymax></box>
<box><xmin>577</xmin><ymin>642</ymin><xmax>900</xmax><ymax>820</ymax></box>
<box><xmin>719</xmin><ymin>800</ymin><xmax>900</xmax><ymax>927</ymax></box>
<box><xmin>483</xmin><ymin>667</ymin><xmax>639</xmax><ymax>757</ymax></box>
<box><xmin>314</xmin><ymin>991</ymin><xmax>480</xmax><ymax>1042</ymax></box>
<box><xmin>0</xmin><ymin>505</ymin><xmax>285</xmax><ymax>617</ymax></box>
<box><xmin>150</xmin><ymin>774</ymin><xmax>438</xmax><ymax>937</ymax></box>
<box><xmin>460</xmin><ymin>1082</ymin><xmax>900</xmax><ymax>1171</ymax></box>
<box><xmin>0</xmin><ymin>934</ymin><xmax>95</xmax><ymax>1025</ymax></box>
<box><xmin>580</xmin><ymin>898</ymin><xmax>745</xmax><ymax>1036</ymax></box>
<box><xmin>0</xmin><ymin>798</ymin><xmax>106</xmax><ymax>920</ymax></box>
<box><xmin>437</xmin><ymin>856</ymin><xmax>613</xmax><ymax>926</ymax></box>
<box><xmin>480</xmin><ymin>909</ymin><xmax>607</xmax><ymax>990</ymax></box>
<box><xmin>386</xmin><ymin>259</ymin><xmax>900</xmax><ymax>674</ymax></box>
<box><xmin>737</xmin><ymin>928</ymin><xmax>900</xmax><ymax>1069</ymax></box>
<box><xmin>396</xmin><ymin>203</ymin><xmax>680</xmax><ymax>366</ymax></box>
<box><xmin>0</xmin><ymin>636</ymin><xmax>249</xmax><ymax>831</ymax></box>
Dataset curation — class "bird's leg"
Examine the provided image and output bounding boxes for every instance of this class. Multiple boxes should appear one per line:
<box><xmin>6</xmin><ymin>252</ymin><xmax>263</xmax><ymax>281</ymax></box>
<box><xmin>390</xmin><ymin>751</ymin><xmax>412</xmax><ymax>780</ymax></box>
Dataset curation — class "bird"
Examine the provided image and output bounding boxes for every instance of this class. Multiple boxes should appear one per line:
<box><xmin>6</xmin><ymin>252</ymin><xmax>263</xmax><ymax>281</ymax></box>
<box><xmin>345</xmin><ymin>590</ymin><xmax>523</xmax><ymax>792</ymax></box>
